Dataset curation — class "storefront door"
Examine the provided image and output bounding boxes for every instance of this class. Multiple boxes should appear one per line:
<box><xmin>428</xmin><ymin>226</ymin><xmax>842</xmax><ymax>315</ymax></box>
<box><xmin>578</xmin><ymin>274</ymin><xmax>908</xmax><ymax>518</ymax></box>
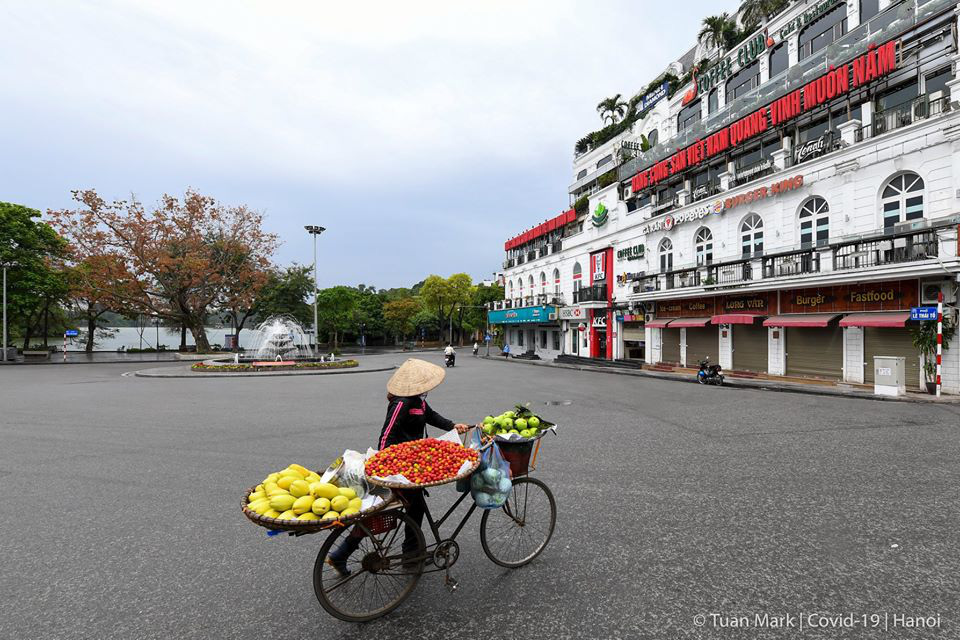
<box><xmin>786</xmin><ymin>326</ymin><xmax>843</xmax><ymax>380</ymax></box>
<box><xmin>733</xmin><ymin>323</ymin><xmax>768</xmax><ymax>373</ymax></box>
<box><xmin>863</xmin><ymin>327</ymin><xmax>922</xmax><ymax>389</ymax></box>
<box><xmin>622</xmin><ymin>322</ymin><xmax>645</xmax><ymax>360</ymax></box>
<box><xmin>661</xmin><ymin>328</ymin><xmax>681</xmax><ymax>364</ymax></box>
<box><xmin>685</xmin><ymin>326</ymin><xmax>718</xmax><ymax>367</ymax></box>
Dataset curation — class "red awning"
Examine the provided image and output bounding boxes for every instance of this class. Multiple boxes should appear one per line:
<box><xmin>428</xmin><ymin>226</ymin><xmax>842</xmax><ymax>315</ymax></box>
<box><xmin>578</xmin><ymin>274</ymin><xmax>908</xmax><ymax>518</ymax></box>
<box><xmin>763</xmin><ymin>313</ymin><xmax>840</xmax><ymax>327</ymax></box>
<box><xmin>646</xmin><ymin>318</ymin><xmax>673</xmax><ymax>329</ymax></box>
<box><xmin>669</xmin><ymin>317</ymin><xmax>712</xmax><ymax>328</ymax></box>
<box><xmin>839</xmin><ymin>312</ymin><xmax>912</xmax><ymax>328</ymax></box>
<box><xmin>711</xmin><ymin>313</ymin><xmax>763</xmax><ymax>325</ymax></box>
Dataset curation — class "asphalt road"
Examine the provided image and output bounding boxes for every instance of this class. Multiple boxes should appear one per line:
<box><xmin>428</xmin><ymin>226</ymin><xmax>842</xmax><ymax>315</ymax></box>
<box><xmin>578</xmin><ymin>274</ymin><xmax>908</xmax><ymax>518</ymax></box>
<box><xmin>2</xmin><ymin>353</ymin><xmax>959</xmax><ymax>639</ymax></box>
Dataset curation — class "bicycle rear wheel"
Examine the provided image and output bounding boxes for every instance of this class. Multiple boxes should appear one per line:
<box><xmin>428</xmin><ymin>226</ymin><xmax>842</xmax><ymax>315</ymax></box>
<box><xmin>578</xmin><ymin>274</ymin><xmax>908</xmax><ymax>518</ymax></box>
<box><xmin>313</xmin><ymin>509</ymin><xmax>426</xmax><ymax>622</ymax></box>
<box><xmin>479</xmin><ymin>477</ymin><xmax>556</xmax><ymax>568</ymax></box>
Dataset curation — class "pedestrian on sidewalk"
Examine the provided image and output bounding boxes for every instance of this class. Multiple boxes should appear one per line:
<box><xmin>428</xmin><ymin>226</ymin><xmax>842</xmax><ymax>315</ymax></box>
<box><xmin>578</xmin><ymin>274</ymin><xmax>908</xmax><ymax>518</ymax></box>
<box><xmin>502</xmin><ymin>343</ymin><xmax>510</xmax><ymax>359</ymax></box>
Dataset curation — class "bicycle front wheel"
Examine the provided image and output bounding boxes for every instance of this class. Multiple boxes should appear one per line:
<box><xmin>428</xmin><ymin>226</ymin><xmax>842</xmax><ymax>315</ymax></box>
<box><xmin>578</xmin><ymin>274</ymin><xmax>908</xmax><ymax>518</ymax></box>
<box><xmin>313</xmin><ymin>509</ymin><xmax>426</xmax><ymax>622</ymax></box>
<box><xmin>479</xmin><ymin>476</ymin><xmax>556</xmax><ymax>568</ymax></box>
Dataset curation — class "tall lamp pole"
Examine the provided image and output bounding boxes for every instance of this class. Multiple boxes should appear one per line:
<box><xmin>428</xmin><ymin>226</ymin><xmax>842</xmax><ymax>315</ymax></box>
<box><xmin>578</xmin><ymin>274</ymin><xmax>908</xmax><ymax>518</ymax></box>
<box><xmin>304</xmin><ymin>226</ymin><xmax>326</xmax><ymax>351</ymax></box>
<box><xmin>2</xmin><ymin>264</ymin><xmax>7</xmax><ymax>363</ymax></box>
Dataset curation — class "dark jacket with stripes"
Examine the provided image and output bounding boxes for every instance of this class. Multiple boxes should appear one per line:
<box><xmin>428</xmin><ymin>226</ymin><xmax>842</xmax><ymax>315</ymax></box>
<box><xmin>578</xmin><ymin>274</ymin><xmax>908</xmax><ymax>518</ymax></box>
<box><xmin>377</xmin><ymin>396</ymin><xmax>455</xmax><ymax>450</ymax></box>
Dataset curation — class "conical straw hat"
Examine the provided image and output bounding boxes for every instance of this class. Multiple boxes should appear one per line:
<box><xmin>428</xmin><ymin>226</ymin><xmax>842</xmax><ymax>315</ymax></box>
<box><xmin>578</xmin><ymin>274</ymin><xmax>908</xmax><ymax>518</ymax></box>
<box><xmin>387</xmin><ymin>358</ymin><xmax>446</xmax><ymax>397</ymax></box>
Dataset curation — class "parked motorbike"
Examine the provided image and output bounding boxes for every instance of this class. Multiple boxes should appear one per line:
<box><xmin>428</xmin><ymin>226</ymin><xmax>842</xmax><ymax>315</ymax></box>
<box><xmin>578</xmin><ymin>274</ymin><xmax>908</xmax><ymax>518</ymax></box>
<box><xmin>445</xmin><ymin>352</ymin><xmax>456</xmax><ymax>367</ymax></box>
<box><xmin>696</xmin><ymin>357</ymin><xmax>723</xmax><ymax>385</ymax></box>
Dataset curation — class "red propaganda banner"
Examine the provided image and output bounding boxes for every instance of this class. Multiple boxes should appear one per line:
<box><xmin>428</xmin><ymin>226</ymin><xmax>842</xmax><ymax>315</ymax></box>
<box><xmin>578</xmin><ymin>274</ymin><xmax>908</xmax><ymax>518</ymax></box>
<box><xmin>631</xmin><ymin>40</ymin><xmax>898</xmax><ymax>194</ymax></box>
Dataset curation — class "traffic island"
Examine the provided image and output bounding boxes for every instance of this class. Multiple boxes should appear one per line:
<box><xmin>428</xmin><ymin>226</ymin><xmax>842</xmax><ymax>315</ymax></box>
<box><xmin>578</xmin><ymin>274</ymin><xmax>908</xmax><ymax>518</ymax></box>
<box><xmin>191</xmin><ymin>359</ymin><xmax>359</xmax><ymax>372</ymax></box>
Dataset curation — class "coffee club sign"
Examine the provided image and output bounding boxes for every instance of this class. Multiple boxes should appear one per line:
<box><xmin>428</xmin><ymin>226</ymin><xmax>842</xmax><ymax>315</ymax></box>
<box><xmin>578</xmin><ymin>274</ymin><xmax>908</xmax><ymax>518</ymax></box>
<box><xmin>692</xmin><ymin>32</ymin><xmax>772</xmax><ymax>99</ymax></box>
<box><xmin>633</xmin><ymin>40</ymin><xmax>899</xmax><ymax>193</ymax></box>
<box><xmin>616</xmin><ymin>244</ymin><xmax>645</xmax><ymax>261</ymax></box>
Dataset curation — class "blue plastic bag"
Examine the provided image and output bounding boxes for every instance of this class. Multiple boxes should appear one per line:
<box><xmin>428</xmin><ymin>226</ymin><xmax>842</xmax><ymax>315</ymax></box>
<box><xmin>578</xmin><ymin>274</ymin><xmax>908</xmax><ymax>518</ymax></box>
<box><xmin>470</xmin><ymin>442</ymin><xmax>512</xmax><ymax>509</ymax></box>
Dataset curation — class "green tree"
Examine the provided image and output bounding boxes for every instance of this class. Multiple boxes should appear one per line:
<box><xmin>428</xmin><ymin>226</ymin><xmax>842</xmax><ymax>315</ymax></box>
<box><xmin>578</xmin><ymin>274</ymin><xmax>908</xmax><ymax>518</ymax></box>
<box><xmin>315</xmin><ymin>286</ymin><xmax>358</xmax><ymax>351</ymax></box>
<box><xmin>739</xmin><ymin>0</ymin><xmax>787</xmax><ymax>29</ymax></box>
<box><xmin>383</xmin><ymin>297</ymin><xmax>422</xmax><ymax>343</ymax></box>
<box><xmin>596</xmin><ymin>93</ymin><xmax>629</xmax><ymax>125</ymax></box>
<box><xmin>698</xmin><ymin>13</ymin><xmax>738</xmax><ymax>51</ymax></box>
<box><xmin>0</xmin><ymin>202</ymin><xmax>68</xmax><ymax>349</ymax></box>
<box><xmin>448</xmin><ymin>273</ymin><xmax>474</xmax><ymax>345</ymax></box>
<box><xmin>353</xmin><ymin>286</ymin><xmax>385</xmax><ymax>344</ymax></box>
<box><xmin>419</xmin><ymin>275</ymin><xmax>455</xmax><ymax>340</ymax></box>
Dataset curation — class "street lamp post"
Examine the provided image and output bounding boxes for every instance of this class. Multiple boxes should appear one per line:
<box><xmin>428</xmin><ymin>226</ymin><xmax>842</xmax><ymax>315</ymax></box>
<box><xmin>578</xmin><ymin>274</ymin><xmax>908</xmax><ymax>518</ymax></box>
<box><xmin>2</xmin><ymin>264</ymin><xmax>8</xmax><ymax>363</ymax></box>
<box><xmin>304</xmin><ymin>225</ymin><xmax>326</xmax><ymax>352</ymax></box>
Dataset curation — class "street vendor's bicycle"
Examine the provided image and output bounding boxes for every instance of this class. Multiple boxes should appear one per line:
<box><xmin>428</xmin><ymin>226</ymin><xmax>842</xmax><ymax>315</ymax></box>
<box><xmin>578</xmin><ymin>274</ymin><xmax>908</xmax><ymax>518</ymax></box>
<box><xmin>312</xmin><ymin>436</ymin><xmax>556</xmax><ymax>622</ymax></box>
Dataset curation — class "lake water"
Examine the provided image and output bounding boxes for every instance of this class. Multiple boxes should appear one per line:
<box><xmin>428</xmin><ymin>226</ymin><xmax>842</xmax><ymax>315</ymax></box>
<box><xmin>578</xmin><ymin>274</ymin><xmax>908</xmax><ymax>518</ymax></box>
<box><xmin>66</xmin><ymin>326</ymin><xmax>260</xmax><ymax>351</ymax></box>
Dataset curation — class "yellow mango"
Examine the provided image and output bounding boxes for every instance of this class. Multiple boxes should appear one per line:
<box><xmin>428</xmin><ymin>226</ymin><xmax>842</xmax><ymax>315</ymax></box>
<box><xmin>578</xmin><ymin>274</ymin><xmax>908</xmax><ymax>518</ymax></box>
<box><xmin>338</xmin><ymin>487</ymin><xmax>357</xmax><ymax>500</ymax></box>
<box><xmin>289</xmin><ymin>480</ymin><xmax>310</xmax><ymax>498</ymax></box>
<box><xmin>311</xmin><ymin>483</ymin><xmax>339</xmax><ymax>500</ymax></box>
<box><xmin>287</xmin><ymin>464</ymin><xmax>311</xmax><ymax>477</ymax></box>
<box><xmin>297</xmin><ymin>512</ymin><xmax>320</xmax><ymax>521</ymax></box>
<box><xmin>277</xmin><ymin>510</ymin><xmax>297</xmax><ymax>520</ymax></box>
<box><xmin>269</xmin><ymin>494</ymin><xmax>296</xmax><ymax>512</ymax></box>
<box><xmin>247</xmin><ymin>491</ymin><xmax>265</xmax><ymax>503</ymax></box>
<box><xmin>263</xmin><ymin>509</ymin><xmax>281</xmax><ymax>518</ymax></box>
<box><xmin>292</xmin><ymin>495</ymin><xmax>315</xmax><ymax>515</ymax></box>
<box><xmin>321</xmin><ymin>511</ymin><xmax>340</xmax><ymax>521</ymax></box>
<box><xmin>311</xmin><ymin>498</ymin><xmax>331</xmax><ymax>515</ymax></box>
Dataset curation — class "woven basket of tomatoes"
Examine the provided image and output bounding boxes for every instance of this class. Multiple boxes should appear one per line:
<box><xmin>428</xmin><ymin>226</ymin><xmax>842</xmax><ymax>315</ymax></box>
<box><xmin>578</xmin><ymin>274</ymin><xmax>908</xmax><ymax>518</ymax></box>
<box><xmin>365</xmin><ymin>438</ymin><xmax>480</xmax><ymax>489</ymax></box>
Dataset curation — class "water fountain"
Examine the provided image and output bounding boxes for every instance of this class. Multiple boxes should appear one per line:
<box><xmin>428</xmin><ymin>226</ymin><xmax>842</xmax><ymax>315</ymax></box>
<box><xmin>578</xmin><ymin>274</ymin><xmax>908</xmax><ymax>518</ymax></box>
<box><xmin>248</xmin><ymin>316</ymin><xmax>314</xmax><ymax>362</ymax></box>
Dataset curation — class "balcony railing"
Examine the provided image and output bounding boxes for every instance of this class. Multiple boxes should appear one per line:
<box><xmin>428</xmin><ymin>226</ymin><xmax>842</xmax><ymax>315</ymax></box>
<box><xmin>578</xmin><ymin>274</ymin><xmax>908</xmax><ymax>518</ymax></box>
<box><xmin>874</xmin><ymin>95</ymin><xmax>951</xmax><ymax>137</ymax></box>
<box><xmin>707</xmin><ymin>259</ymin><xmax>753</xmax><ymax>286</ymax></box>
<box><xmin>527</xmin><ymin>251</ymin><xmax>536</xmax><ymax>262</ymax></box>
<box><xmin>833</xmin><ymin>229</ymin><xmax>938</xmax><ymax>271</ymax></box>
<box><xmin>664</xmin><ymin>267</ymin><xmax>701</xmax><ymax>290</ymax></box>
<box><xmin>633</xmin><ymin>276</ymin><xmax>660</xmax><ymax>294</ymax></box>
<box><xmin>516</xmin><ymin>254</ymin><xmax>525</xmax><ymax>265</ymax></box>
<box><xmin>502</xmin><ymin>258</ymin><xmax>515</xmax><ymax>269</ymax></box>
<box><xmin>573</xmin><ymin>284</ymin><xmax>608</xmax><ymax>304</ymax></box>
<box><xmin>762</xmin><ymin>249</ymin><xmax>821</xmax><ymax>278</ymax></box>
<box><xmin>552</xmin><ymin>241</ymin><xmax>562</xmax><ymax>253</ymax></box>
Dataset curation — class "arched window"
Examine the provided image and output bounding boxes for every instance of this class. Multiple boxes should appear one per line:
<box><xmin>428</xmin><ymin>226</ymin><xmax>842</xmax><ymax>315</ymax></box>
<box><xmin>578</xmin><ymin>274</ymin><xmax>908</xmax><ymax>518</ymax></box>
<box><xmin>740</xmin><ymin>214</ymin><xmax>764</xmax><ymax>257</ymax></box>
<box><xmin>658</xmin><ymin>238</ymin><xmax>673</xmax><ymax>272</ymax></box>
<box><xmin>695</xmin><ymin>227</ymin><xmax>713</xmax><ymax>265</ymax></box>
<box><xmin>517</xmin><ymin>278</ymin><xmax>523</xmax><ymax>295</ymax></box>
<box><xmin>540</xmin><ymin>272</ymin><xmax>547</xmax><ymax>291</ymax></box>
<box><xmin>552</xmin><ymin>268</ymin><xmax>560</xmax><ymax>295</ymax></box>
<box><xmin>799</xmin><ymin>197</ymin><xmax>830</xmax><ymax>247</ymax></box>
<box><xmin>527</xmin><ymin>275</ymin><xmax>534</xmax><ymax>293</ymax></box>
<box><xmin>508</xmin><ymin>281</ymin><xmax>514</xmax><ymax>297</ymax></box>
<box><xmin>881</xmin><ymin>172</ymin><xmax>924</xmax><ymax>230</ymax></box>
<box><xmin>572</xmin><ymin>262</ymin><xmax>582</xmax><ymax>292</ymax></box>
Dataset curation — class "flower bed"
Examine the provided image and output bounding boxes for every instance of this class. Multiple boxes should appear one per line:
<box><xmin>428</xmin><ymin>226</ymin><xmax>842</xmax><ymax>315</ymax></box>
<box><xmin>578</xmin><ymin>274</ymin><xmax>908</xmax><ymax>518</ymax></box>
<box><xmin>192</xmin><ymin>359</ymin><xmax>359</xmax><ymax>372</ymax></box>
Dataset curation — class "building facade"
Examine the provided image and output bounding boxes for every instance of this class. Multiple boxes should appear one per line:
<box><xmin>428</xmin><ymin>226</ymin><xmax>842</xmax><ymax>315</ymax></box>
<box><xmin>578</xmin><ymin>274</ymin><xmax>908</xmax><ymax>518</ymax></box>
<box><xmin>492</xmin><ymin>0</ymin><xmax>960</xmax><ymax>393</ymax></box>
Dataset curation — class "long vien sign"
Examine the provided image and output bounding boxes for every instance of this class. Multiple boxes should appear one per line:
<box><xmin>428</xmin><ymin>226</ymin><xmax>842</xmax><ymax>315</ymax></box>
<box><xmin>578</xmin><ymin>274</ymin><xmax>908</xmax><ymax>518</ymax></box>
<box><xmin>632</xmin><ymin>40</ymin><xmax>898</xmax><ymax>193</ymax></box>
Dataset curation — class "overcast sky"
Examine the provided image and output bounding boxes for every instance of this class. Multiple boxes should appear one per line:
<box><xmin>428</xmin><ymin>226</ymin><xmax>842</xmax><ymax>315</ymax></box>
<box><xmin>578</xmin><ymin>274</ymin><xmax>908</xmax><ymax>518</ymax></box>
<box><xmin>2</xmin><ymin>0</ymin><xmax>726</xmax><ymax>289</ymax></box>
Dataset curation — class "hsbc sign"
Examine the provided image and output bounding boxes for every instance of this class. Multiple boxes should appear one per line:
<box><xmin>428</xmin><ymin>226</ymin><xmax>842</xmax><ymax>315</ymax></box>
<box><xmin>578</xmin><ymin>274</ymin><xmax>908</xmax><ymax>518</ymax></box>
<box><xmin>557</xmin><ymin>307</ymin><xmax>586</xmax><ymax>320</ymax></box>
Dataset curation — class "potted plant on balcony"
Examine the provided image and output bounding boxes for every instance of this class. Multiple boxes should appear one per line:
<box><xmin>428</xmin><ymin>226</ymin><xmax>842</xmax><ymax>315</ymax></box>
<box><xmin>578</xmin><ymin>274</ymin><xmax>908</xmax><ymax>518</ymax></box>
<box><xmin>910</xmin><ymin>319</ymin><xmax>955</xmax><ymax>394</ymax></box>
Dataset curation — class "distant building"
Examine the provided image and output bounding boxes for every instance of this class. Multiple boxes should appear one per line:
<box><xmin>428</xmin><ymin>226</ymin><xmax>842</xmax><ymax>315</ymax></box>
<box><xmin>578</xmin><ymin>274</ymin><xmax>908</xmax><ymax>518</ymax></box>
<box><xmin>492</xmin><ymin>0</ymin><xmax>960</xmax><ymax>392</ymax></box>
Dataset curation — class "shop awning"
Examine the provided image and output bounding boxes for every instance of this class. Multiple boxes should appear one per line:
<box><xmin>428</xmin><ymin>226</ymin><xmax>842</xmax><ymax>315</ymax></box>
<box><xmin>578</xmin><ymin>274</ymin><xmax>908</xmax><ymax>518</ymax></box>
<box><xmin>763</xmin><ymin>313</ymin><xmax>840</xmax><ymax>328</ymax></box>
<box><xmin>646</xmin><ymin>318</ymin><xmax>673</xmax><ymax>329</ymax></box>
<box><xmin>711</xmin><ymin>313</ymin><xmax>763</xmax><ymax>325</ymax></box>
<box><xmin>669</xmin><ymin>317</ymin><xmax>712</xmax><ymax>328</ymax></box>
<box><xmin>839</xmin><ymin>311</ymin><xmax>912</xmax><ymax>328</ymax></box>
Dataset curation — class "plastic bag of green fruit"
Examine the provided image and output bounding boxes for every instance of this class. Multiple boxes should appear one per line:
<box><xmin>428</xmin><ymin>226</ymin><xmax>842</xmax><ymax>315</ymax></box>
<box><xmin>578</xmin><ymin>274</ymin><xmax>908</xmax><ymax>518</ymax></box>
<box><xmin>480</xmin><ymin>404</ymin><xmax>557</xmax><ymax>442</ymax></box>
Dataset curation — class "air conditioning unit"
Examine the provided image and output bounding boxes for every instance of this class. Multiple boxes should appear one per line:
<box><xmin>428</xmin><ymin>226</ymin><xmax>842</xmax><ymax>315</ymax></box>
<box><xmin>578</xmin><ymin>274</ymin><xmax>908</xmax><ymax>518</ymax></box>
<box><xmin>921</xmin><ymin>280</ymin><xmax>957</xmax><ymax>305</ymax></box>
<box><xmin>548</xmin><ymin>312</ymin><xmax>557</xmax><ymax>321</ymax></box>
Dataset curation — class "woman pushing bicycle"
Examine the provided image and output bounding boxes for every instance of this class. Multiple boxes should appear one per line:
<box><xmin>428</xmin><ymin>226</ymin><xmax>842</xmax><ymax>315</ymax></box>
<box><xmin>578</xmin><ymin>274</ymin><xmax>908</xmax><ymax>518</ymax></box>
<box><xmin>326</xmin><ymin>358</ymin><xmax>470</xmax><ymax>575</ymax></box>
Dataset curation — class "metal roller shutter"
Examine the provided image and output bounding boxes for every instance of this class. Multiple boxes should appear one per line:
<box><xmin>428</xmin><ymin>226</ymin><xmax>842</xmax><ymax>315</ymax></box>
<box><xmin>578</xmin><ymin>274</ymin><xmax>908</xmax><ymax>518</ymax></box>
<box><xmin>733</xmin><ymin>323</ymin><xmax>768</xmax><ymax>373</ymax></box>
<box><xmin>685</xmin><ymin>327</ymin><xmax>718</xmax><ymax>367</ymax></box>
<box><xmin>661</xmin><ymin>328</ymin><xmax>681</xmax><ymax>363</ymax></box>
<box><xmin>863</xmin><ymin>327</ymin><xmax>922</xmax><ymax>389</ymax></box>
<box><xmin>622</xmin><ymin>324</ymin><xmax>645</xmax><ymax>341</ymax></box>
<box><xmin>785</xmin><ymin>326</ymin><xmax>843</xmax><ymax>380</ymax></box>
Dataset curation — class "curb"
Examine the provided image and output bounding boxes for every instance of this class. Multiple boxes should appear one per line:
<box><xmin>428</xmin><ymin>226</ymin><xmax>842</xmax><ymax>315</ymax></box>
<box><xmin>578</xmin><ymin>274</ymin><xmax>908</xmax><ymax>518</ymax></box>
<box><xmin>479</xmin><ymin>355</ymin><xmax>959</xmax><ymax>405</ymax></box>
<box><xmin>133</xmin><ymin>364</ymin><xmax>397</xmax><ymax>379</ymax></box>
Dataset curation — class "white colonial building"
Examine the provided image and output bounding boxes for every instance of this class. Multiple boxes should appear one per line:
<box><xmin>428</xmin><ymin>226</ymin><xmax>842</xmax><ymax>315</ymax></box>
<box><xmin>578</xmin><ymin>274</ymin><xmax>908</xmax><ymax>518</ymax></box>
<box><xmin>491</xmin><ymin>0</ymin><xmax>960</xmax><ymax>393</ymax></box>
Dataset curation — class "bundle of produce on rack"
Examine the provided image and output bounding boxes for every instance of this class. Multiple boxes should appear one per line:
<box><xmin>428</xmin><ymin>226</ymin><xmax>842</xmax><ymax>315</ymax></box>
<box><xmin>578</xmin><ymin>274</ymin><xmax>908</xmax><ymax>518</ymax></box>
<box><xmin>365</xmin><ymin>438</ymin><xmax>480</xmax><ymax>488</ymax></box>
<box><xmin>479</xmin><ymin>405</ymin><xmax>557</xmax><ymax>476</ymax></box>
<box><xmin>241</xmin><ymin>462</ymin><xmax>395</xmax><ymax>533</ymax></box>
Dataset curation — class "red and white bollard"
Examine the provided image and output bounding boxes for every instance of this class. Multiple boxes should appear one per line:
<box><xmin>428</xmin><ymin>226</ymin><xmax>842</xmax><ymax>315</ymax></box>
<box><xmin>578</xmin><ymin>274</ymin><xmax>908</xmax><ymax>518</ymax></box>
<box><xmin>936</xmin><ymin>291</ymin><xmax>943</xmax><ymax>398</ymax></box>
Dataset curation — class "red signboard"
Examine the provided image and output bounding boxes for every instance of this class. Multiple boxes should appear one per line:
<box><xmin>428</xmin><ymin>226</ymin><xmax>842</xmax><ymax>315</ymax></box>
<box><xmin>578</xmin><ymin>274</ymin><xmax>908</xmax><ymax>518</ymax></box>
<box><xmin>631</xmin><ymin>40</ymin><xmax>898</xmax><ymax>194</ymax></box>
<box><xmin>779</xmin><ymin>280</ymin><xmax>918</xmax><ymax>314</ymax></box>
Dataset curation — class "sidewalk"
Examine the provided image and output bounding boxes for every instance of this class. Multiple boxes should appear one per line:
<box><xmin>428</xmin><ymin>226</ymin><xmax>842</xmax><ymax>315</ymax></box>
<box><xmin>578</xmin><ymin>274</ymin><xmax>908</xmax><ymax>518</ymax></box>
<box><xmin>482</xmin><ymin>355</ymin><xmax>960</xmax><ymax>404</ymax></box>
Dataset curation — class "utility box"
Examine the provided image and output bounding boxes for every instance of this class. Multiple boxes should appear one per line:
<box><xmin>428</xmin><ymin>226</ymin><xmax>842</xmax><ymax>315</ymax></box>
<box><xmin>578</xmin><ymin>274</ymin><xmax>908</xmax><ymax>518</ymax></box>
<box><xmin>873</xmin><ymin>356</ymin><xmax>905</xmax><ymax>397</ymax></box>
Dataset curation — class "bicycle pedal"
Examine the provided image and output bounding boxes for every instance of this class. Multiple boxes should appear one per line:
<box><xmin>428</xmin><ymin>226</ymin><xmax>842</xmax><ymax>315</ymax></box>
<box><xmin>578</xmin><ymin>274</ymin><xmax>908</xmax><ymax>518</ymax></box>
<box><xmin>444</xmin><ymin>574</ymin><xmax>459</xmax><ymax>591</ymax></box>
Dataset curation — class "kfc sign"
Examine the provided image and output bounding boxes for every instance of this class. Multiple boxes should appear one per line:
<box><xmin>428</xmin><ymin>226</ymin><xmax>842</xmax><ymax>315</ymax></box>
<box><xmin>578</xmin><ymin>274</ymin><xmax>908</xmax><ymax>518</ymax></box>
<box><xmin>592</xmin><ymin>253</ymin><xmax>606</xmax><ymax>281</ymax></box>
